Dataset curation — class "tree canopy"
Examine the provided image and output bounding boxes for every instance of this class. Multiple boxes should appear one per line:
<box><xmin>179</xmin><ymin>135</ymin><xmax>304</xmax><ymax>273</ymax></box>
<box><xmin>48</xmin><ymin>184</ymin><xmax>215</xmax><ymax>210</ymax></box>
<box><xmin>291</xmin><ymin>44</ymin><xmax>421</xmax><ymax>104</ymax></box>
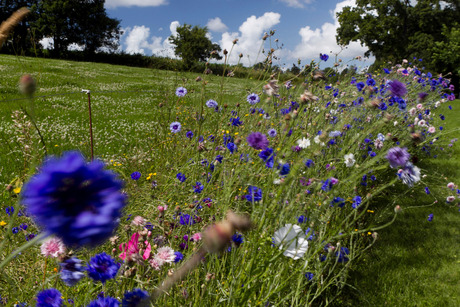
<box><xmin>336</xmin><ymin>0</ymin><xmax>459</xmax><ymax>64</ymax></box>
<box><xmin>0</xmin><ymin>0</ymin><xmax>121</xmax><ymax>55</ymax></box>
<box><xmin>168</xmin><ymin>24</ymin><xmax>222</xmax><ymax>68</ymax></box>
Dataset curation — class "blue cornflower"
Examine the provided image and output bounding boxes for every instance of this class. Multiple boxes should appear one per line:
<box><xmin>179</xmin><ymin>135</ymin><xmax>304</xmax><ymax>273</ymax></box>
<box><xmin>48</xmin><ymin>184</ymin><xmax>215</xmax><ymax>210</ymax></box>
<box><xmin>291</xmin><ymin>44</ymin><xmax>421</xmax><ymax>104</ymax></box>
<box><xmin>230</xmin><ymin>117</ymin><xmax>243</xmax><ymax>127</ymax></box>
<box><xmin>321</xmin><ymin>179</ymin><xmax>333</xmax><ymax>192</ymax></box>
<box><xmin>232</xmin><ymin>233</ymin><xmax>244</xmax><ymax>246</ymax></box>
<box><xmin>247</xmin><ymin>93</ymin><xmax>260</xmax><ymax>105</ymax></box>
<box><xmin>425</xmin><ymin>187</ymin><xmax>430</xmax><ymax>194</ymax></box>
<box><xmin>298</xmin><ymin>215</ymin><xmax>307</xmax><ymax>223</ymax></box>
<box><xmin>427</xmin><ymin>213</ymin><xmax>434</xmax><ymax>222</ymax></box>
<box><xmin>259</xmin><ymin>148</ymin><xmax>274</xmax><ymax>162</ymax></box>
<box><xmin>279</xmin><ymin>163</ymin><xmax>290</xmax><ymax>176</ymax></box>
<box><xmin>170</xmin><ymin>122</ymin><xmax>181</xmax><ymax>133</ymax></box>
<box><xmin>21</xmin><ymin>151</ymin><xmax>126</xmax><ymax>248</ymax></box>
<box><xmin>174</xmin><ymin>251</ymin><xmax>184</xmax><ymax>262</ymax></box>
<box><xmin>86</xmin><ymin>253</ymin><xmax>120</xmax><ymax>284</ymax></box>
<box><xmin>320</xmin><ymin>53</ymin><xmax>329</xmax><ymax>61</ymax></box>
<box><xmin>194</xmin><ymin>182</ymin><xmax>204</xmax><ymax>193</ymax></box>
<box><xmin>5</xmin><ymin>206</ymin><xmax>14</xmax><ymax>216</ymax></box>
<box><xmin>186</xmin><ymin>131</ymin><xmax>194</xmax><ymax>139</ymax></box>
<box><xmin>245</xmin><ymin>186</ymin><xmax>262</xmax><ymax>202</ymax></box>
<box><xmin>87</xmin><ymin>297</ymin><xmax>120</xmax><ymax>307</ymax></box>
<box><xmin>305</xmin><ymin>159</ymin><xmax>314</xmax><ymax>168</ymax></box>
<box><xmin>122</xmin><ymin>289</ymin><xmax>149</xmax><ymax>307</ymax></box>
<box><xmin>267</xmin><ymin>128</ymin><xmax>277</xmax><ymax>137</ymax></box>
<box><xmin>215</xmin><ymin>155</ymin><xmax>223</xmax><ymax>163</ymax></box>
<box><xmin>383</xmin><ymin>68</ymin><xmax>390</xmax><ymax>74</ymax></box>
<box><xmin>356</xmin><ymin>82</ymin><xmax>365</xmax><ymax>92</ymax></box>
<box><xmin>366</xmin><ymin>78</ymin><xmax>376</xmax><ymax>86</ymax></box>
<box><xmin>130</xmin><ymin>172</ymin><xmax>141</xmax><ymax>180</ymax></box>
<box><xmin>60</xmin><ymin>257</ymin><xmax>85</xmax><ymax>287</ymax></box>
<box><xmin>12</xmin><ymin>227</ymin><xmax>19</xmax><ymax>234</ymax></box>
<box><xmin>352</xmin><ymin>196</ymin><xmax>362</xmax><ymax>209</ymax></box>
<box><xmin>335</xmin><ymin>247</ymin><xmax>350</xmax><ymax>263</ymax></box>
<box><xmin>175</xmin><ymin>87</ymin><xmax>187</xmax><ymax>97</ymax></box>
<box><xmin>179</xmin><ymin>214</ymin><xmax>195</xmax><ymax>225</ymax></box>
<box><xmin>206</xmin><ymin>99</ymin><xmax>218</xmax><ymax>108</ymax></box>
<box><xmin>226</xmin><ymin>142</ymin><xmax>237</xmax><ymax>154</ymax></box>
<box><xmin>440</xmin><ymin>114</ymin><xmax>445</xmax><ymax>120</ymax></box>
<box><xmin>329</xmin><ymin>131</ymin><xmax>341</xmax><ymax>137</ymax></box>
<box><xmin>36</xmin><ymin>288</ymin><xmax>63</xmax><ymax>307</ymax></box>
<box><xmin>20</xmin><ymin>223</ymin><xmax>27</xmax><ymax>230</ymax></box>
<box><xmin>176</xmin><ymin>173</ymin><xmax>187</xmax><ymax>182</ymax></box>
<box><xmin>305</xmin><ymin>272</ymin><xmax>314</xmax><ymax>281</ymax></box>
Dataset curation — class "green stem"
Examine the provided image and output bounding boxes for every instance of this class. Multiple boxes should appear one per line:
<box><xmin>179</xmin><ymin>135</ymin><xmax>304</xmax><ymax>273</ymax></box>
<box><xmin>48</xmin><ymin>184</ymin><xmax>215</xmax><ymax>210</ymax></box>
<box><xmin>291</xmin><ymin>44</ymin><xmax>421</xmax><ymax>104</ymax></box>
<box><xmin>0</xmin><ymin>232</ymin><xmax>48</xmax><ymax>271</ymax></box>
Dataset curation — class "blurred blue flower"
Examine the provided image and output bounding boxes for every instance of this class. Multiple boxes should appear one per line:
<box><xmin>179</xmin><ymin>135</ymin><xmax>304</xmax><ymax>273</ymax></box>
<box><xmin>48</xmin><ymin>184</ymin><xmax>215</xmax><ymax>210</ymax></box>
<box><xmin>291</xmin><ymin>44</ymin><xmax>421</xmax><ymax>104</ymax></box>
<box><xmin>36</xmin><ymin>288</ymin><xmax>63</xmax><ymax>307</ymax></box>
<box><xmin>86</xmin><ymin>253</ymin><xmax>120</xmax><ymax>284</ymax></box>
<box><xmin>122</xmin><ymin>288</ymin><xmax>149</xmax><ymax>307</ymax></box>
<box><xmin>60</xmin><ymin>257</ymin><xmax>85</xmax><ymax>287</ymax></box>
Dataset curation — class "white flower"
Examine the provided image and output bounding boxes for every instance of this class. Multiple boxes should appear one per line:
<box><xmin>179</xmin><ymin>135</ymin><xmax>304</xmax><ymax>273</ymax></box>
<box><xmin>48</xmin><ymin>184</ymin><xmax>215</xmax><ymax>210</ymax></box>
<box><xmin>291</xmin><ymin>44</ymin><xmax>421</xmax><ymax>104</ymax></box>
<box><xmin>273</xmin><ymin>224</ymin><xmax>309</xmax><ymax>260</ymax></box>
<box><xmin>314</xmin><ymin>135</ymin><xmax>325</xmax><ymax>146</ymax></box>
<box><xmin>344</xmin><ymin>153</ymin><xmax>355</xmax><ymax>167</ymax></box>
<box><xmin>297</xmin><ymin>137</ymin><xmax>311</xmax><ymax>149</ymax></box>
<box><xmin>273</xmin><ymin>178</ymin><xmax>282</xmax><ymax>185</ymax></box>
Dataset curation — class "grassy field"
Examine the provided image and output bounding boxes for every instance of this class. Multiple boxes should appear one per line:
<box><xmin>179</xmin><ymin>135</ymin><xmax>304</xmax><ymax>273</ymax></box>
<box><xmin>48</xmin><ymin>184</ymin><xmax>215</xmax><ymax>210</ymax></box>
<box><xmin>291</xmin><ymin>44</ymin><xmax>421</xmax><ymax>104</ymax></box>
<box><xmin>0</xmin><ymin>54</ymin><xmax>459</xmax><ymax>306</ymax></box>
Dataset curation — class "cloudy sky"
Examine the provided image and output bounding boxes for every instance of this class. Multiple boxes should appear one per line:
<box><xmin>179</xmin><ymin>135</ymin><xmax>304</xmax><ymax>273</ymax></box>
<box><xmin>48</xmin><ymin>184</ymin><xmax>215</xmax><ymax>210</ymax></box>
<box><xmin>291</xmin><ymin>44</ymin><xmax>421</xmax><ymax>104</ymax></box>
<box><xmin>103</xmin><ymin>0</ymin><xmax>374</xmax><ymax>68</ymax></box>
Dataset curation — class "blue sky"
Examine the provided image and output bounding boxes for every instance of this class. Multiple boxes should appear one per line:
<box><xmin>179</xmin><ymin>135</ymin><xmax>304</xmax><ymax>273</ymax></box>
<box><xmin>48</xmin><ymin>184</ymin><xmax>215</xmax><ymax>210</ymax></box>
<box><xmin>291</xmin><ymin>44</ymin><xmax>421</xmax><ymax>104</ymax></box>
<box><xmin>102</xmin><ymin>0</ymin><xmax>373</xmax><ymax>68</ymax></box>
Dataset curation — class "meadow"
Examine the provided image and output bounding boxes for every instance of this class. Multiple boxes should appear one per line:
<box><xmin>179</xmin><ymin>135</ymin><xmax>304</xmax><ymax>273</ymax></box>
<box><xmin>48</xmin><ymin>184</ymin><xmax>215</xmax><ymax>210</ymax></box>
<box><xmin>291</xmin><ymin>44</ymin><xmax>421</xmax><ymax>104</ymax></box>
<box><xmin>0</xmin><ymin>53</ymin><xmax>459</xmax><ymax>306</ymax></box>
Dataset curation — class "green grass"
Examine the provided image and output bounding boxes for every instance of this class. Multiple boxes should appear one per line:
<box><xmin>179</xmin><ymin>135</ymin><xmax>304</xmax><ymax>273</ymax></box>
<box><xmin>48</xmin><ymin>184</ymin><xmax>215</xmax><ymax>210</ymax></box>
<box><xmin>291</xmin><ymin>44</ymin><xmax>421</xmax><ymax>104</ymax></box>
<box><xmin>347</xmin><ymin>101</ymin><xmax>460</xmax><ymax>306</ymax></box>
<box><xmin>0</xmin><ymin>54</ymin><xmax>459</xmax><ymax>306</ymax></box>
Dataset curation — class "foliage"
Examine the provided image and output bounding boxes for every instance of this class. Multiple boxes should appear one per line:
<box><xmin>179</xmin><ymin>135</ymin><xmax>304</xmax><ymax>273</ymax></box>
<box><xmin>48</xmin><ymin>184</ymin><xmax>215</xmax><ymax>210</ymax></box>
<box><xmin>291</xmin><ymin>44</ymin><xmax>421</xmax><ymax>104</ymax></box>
<box><xmin>336</xmin><ymin>0</ymin><xmax>460</xmax><ymax>91</ymax></box>
<box><xmin>169</xmin><ymin>24</ymin><xmax>222</xmax><ymax>69</ymax></box>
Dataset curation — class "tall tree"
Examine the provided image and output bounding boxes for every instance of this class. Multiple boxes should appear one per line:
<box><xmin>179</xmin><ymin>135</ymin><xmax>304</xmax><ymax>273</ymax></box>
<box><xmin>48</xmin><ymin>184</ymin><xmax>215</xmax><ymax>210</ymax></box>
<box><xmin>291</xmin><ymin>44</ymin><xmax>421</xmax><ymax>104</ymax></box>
<box><xmin>336</xmin><ymin>0</ymin><xmax>459</xmax><ymax>65</ymax></box>
<box><xmin>32</xmin><ymin>0</ymin><xmax>121</xmax><ymax>55</ymax></box>
<box><xmin>169</xmin><ymin>24</ymin><xmax>222</xmax><ymax>68</ymax></box>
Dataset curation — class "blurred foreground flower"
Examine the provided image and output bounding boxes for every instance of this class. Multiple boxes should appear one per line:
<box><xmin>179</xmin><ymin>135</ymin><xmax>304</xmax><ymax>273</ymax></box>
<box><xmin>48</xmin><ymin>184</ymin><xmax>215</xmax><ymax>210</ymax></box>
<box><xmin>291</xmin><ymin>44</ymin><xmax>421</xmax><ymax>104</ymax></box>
<box><xmin>36</xmin><ymin>288</ymin><xmax>62</xmax><ymax>307</ymax></box>
<box><xmin>273</xmin><ymin>224</ymin><xmax>309</xmax><ymax>260</ymax></box>
<box><xmin>21</xmin><ymin>151</ymin><xmax>126</xmax><ymax>248</ymax></box>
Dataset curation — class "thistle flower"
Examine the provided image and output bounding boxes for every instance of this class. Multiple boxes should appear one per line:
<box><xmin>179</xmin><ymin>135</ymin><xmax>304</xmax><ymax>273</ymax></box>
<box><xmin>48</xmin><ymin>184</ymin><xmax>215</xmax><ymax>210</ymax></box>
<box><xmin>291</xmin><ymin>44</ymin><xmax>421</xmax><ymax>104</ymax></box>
<box><xmin>21</xmin><ymin>151</ymin><xmax>126</xmax><ymax>248</ymax></box>
<box><xmin>154</xmin><ymin>246</ymin><xmax>176</xmax><ymax>264</ymax></box>
<box><xmin>386</xmin><ymin>147</ymin><xmax>410</xmax><ymax>168</ymax></box>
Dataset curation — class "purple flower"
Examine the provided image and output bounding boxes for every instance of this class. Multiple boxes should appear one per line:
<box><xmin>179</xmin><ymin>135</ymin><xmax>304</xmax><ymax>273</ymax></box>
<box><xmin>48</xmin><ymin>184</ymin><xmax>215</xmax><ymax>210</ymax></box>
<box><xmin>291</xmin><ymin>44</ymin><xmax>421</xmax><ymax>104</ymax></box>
<box><xmin>305</xmin><ymin>272</ymin><xmax>314</xmax><ymax>281</ymax></box>
<box><xmin>226</xmin><ymin>142</ymin><xmax>237</xmax><ymax>154</ymax></box>
<box><xmin>352</xmin><ymin>196</ymin><xmax>362</xmax><ymax>209</ymax></box>
<box><xmin>174</xmin><ymin>251</ymin><xmax>184</xmax><ymax>262</ymax></box>
<box><xmin>427</xmin><ymin>213</ymin><xmax>434</xmax><ymax>222</ymax></box>
<box><xmin>186</xmin><ymin>131</ymin><xmax>194</xmax><ymax>139</ymax></box>
<box><xmin>87</xmin><ymin>297</ymin><xmax>120</xmax><ymax>307</ymax></box>
<box><xmin>122</xmin><ymin>288</ymin><xmax>150</xmax><ymax>307</ymax></box>
<box><xmin>356</xmin><ymin>82</ymin><xmax>365</xmax><ymax>92</ymax></box>
<box><xmin>267</xmin><ymin>129</ymin><xmax>277</xmax><ymax>137</ymax></box>
<box><xmin>206</xmin><ymin>99</ymin><xmax>218</xmax><ymax>108</ymax></box>
<box><xmin>388</xmin><ymin>79</ymin><xmax>407</xmax><ymax>97</ymax></box>
<box><xmin>179</xmin><ymin>214</ymin><xmax>195</xmax><ymax>225</ymax></box>
<box><xmin>320</xmin><ymin>53</ymin><xmax>329</xmax><ymax>61</ymax></box>
<box><xmin>247</xmin><ymin>132</ymin><xmax>269</xmax><ymax>150</ymax></box>
<box><xmin>170</xmin><ymin>122</ymin><xmax>181</xmax><ymax>133</ymax></box>
<box><xmin>335</xmin><ymin>247</ymin><xmax>350</xmax><ymax>262</ymax></box>
<box><xmin>386</xmin><ymin>147</ymin><xmax>410</xmax><ymax>168</ymax></box>
<box><xmin>130</xmin><ymin>172</ymin><xmax>141</xmax><ymax>180</ymax></box>
<box><xmin>230</xmin><ymin>117</ymin><xmax>243</xmax><ymax>127</ymax></box>
<box><xmin>193</xmin><ymin>182</ymin><xmax>204</xmax><ymax>193</ymax></box>
<box><xmin>36</xmin><ymin>288</ymin><xmax>63</xmax><ymax>307</ymax></box>
<box><xmin>86</xmin><ymin>252</ymin><xmax>120</xmax><ymax>284</ymax></box>
<box><xmin>232</xmin><ymin>233</ymin><xmax>244</xmax><ymax>246</ymax></box>
<box><xmin>247</xmin><ymin>93</ymin><xmax>260</xmax><ymax>105</ymax></box>
<box><xmin>21</xmin><ymin>151</ymin><xmax>126</xmax><ymax>248</ymax></box>
<box><xmin>175</xmin><ymin>87</ymin><xmax>187</xmax><ymax>97</ymax></box>
<box><xmin>60</xmin><ymin>257</ymin><xmax>85</xmax><ymax>286</ymax></box>
<box><xmin>418</xmin><ymin>92</ymin><xmax>428</xmax><ymax>101</ymax></box>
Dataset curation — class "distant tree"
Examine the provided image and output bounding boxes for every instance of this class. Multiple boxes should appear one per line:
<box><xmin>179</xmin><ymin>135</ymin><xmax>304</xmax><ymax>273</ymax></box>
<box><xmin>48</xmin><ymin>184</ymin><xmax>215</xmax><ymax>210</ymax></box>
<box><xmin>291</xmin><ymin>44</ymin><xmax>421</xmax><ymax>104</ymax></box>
<box><xmin>288</xmin><ymin>64</ymin><xmax>301</xmax><ymax>75</ymax></box>
<box><xmin>336</xmin><ymin>0</ymin><xmax>459</xmax><ymax>65</ymax></box>
<box><xmin>32</xmin><ymin>0</ymin><xmax>121</xmax><ymax>55</ymax></box>
<box><xmin>169</xmin><ymin>24</ymin><xmax>222</xmax><ymax>68</ymax></box>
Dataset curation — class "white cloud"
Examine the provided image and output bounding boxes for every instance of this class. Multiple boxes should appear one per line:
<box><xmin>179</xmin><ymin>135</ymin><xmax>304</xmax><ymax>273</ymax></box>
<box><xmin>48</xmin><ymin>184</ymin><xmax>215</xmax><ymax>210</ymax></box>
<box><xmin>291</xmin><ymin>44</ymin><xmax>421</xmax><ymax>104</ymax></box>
<box><xmin>219</xmin><ymin>12</ymin><xmax>281</xmax><ymax>66</ymax></box>
<box><xmin>207</xmin><ymin>17</ymin><xmax>228</xmax><ymax>32</ymax></box>
<box><xmin>289</xmin><ymin>0</ymin><xmax>372</xmax><ymax>64</ymax></box>
<box><xmin>122</xmin><ymin>22</ymin><xmax>178</xmax><ymax>58</ymax></box>
<box><xmin>279</xmin><ymin>0</ymin><xmax>314</xmax><ymax>8</ymax></box>
<box><xmin>105</xmin><ymin>0</ymin><xmax>168</xmax><ymax>8</ymax></box>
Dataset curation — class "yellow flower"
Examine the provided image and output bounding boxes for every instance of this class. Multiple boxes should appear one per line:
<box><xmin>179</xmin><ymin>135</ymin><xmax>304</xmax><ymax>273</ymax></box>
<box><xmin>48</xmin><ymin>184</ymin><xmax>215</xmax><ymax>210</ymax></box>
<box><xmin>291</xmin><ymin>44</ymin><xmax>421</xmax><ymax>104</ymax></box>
<box><xmin>0</xmin><ymin>221</ymin><xmax>7</xmax><ymax>226</ymax></box>
<box><xmin>13</xmin><ymin>187</ymin><xmax>21</xmax><ymax>194</ymax></box>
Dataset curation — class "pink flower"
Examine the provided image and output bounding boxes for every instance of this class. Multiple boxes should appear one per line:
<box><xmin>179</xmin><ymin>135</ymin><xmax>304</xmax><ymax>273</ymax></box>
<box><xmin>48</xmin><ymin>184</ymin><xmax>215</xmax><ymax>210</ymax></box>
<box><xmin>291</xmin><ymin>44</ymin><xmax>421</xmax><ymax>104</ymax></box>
<box><xmin>132</xmin><ymin>216</ymin><xmax>146</xmax><ymax>226</ymax></box>
<box><xmin>119</xmin><ymin>233</ymin><xmax>151</xmax><ymax>261</ymax></box>
<box><xmin>428</xmin><ymin>126</ymin><xmax>436</xmax><ymax>134</ymax></box>
<box><xmin>416</xmin><ymin>103</ymin><xmax>423</xmax><ymax>110</ymax></box>
<box><xmin>191</xmin><ymin>233</ymin><xmax>202</xmax><ymax>242</ymax></box>
<box><xmin>149</xmin><ymin>258</ymin><xmax>162</xmax><ymax>270</ymax></box>
<box><xmin>158</xmin><ymin>206</ymin><xmax>165</xmax><ymax>212</ymax></box>
<box><xmin>40</xmin><ymin>237</ymin><xmax>65</xmax><ymax>258</ymax></box>
<box><xmin>447</xmin><ymin>182</ymin><xmax>455</xmax><ymax>189</ymax></box>
<box><xmin>154</xmin><ymin>246</ymin><xmax>175</xmax><ymax>264</ymax></box>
